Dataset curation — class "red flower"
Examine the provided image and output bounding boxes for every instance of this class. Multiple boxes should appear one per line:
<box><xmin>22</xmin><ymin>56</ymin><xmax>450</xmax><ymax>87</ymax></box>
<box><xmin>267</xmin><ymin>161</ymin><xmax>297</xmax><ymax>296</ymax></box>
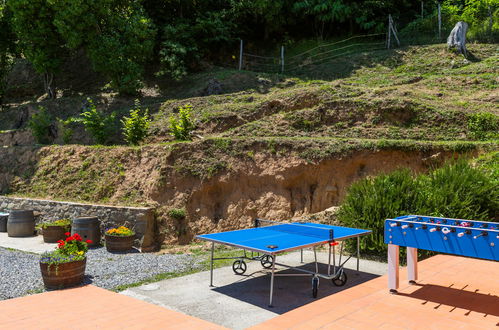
<box><xmin>57</xmin><ymin>240</ymin><xmax>64</xmax><ymax>244</ymax></box>
<box><xmin>73</xmin><ymin>233</ymin><xmax>82</xmax><ymax>241</ymax></box>
<box><xmin>86</xmin><ymin>240</ymin><xmax>93</xmax><ymax>244</ymax></box>
<box><xmin>64</xmin><ymin>232</ymin><xmax>70</xmax><ymax>236</ymax></box>
<box><xmin>57</xmin><ymin>241</ymin><xmax>65</xmax><ymax>248</ymax></box>
<box><xmin>66</xmin><ymin>236</ymin><xmax>74</xmax><ymax>242</ymax></box>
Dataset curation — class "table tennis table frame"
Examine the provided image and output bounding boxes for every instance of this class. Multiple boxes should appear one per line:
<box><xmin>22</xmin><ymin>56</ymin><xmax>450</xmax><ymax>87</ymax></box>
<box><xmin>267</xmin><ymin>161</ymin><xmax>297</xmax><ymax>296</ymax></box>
<box><xmin>200</xmin><ymin>218</ymin><xmax>371</xmax><ymax>307</ymax></box>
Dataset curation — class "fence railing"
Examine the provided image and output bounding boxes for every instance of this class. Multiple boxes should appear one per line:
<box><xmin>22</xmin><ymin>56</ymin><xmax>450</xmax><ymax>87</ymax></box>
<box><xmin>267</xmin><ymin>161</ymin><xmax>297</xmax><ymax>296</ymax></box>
<box><xmin>238</xmin><ymin>33</ymin><xmax>387</xmax><ymax>74</ymax></box>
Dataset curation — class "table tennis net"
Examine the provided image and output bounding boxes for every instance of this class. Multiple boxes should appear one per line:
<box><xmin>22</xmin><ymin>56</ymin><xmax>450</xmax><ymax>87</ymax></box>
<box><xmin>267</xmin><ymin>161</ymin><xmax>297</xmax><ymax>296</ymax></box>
<box><xmin>255</xmin><ymin>219</ymin><xmax>334</xmax><ymax>240</ymax></box>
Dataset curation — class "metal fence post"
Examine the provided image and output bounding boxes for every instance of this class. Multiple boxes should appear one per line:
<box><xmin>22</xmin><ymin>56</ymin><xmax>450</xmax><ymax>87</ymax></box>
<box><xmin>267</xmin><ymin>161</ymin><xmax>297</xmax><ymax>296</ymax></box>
<box><xmin>280</xmin><ymin>46</ymin><xmax>284</xmax><ymax>73</ymax></box>
<box><xmin>438</xmin><ymin>2</ymin><xmax>442</xmax><ymax>40</ymax></box>
<box><xmin>239</xmin><ymin>40</ymin><xmax>243</xmax><ymax>70</ymax></box>
<box><xmin>387</xmin><ymin>15</ymin><xmax>391</xmax><ymax>49</ymax></box>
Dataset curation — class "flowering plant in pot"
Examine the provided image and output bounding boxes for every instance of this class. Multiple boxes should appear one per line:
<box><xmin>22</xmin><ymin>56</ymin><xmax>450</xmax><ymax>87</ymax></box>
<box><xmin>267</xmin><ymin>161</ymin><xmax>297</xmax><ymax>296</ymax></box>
<box><xmin>40</xmin><ymin>232</ymin><xmax>92</xmax><ymax>289</ymax></box>
<box><xmin>105</xmin><ymin>226</ymin><xmax>135</xmax><ymax>252</ymax></box>
<box><xmin>38</xmin><ymin>218</ymin><xmax>71</xmax><ymax>243</ymax></box>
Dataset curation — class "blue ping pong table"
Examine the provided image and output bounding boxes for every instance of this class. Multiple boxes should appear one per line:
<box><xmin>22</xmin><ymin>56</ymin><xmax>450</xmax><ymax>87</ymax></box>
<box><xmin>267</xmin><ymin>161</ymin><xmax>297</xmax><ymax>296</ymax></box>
<box><xmin>196</xmin><ymin>218</ymin><xmax>371</xmax><ymax>306</ymax></box>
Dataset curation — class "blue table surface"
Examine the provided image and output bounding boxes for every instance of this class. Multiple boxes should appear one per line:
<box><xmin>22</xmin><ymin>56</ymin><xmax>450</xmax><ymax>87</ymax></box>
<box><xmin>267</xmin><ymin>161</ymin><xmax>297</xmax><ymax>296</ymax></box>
<box><xmin>196</xmin><ymin>222</ymin><xmax>371</xmax><ymax>254</ymax></box>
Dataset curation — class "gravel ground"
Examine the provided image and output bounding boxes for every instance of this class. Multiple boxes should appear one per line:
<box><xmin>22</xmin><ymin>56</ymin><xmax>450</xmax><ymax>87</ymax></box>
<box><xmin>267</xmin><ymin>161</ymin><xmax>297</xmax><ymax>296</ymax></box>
<box><xmin>0</xmin><ymin>247</ymin><xmax>200</xmax><ymax>300</ymax></box>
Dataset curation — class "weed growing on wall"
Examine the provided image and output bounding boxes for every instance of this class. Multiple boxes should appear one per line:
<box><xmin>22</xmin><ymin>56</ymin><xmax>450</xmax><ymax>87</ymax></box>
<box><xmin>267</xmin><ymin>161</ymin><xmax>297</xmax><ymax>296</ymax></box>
<box><xmin>167</xmin><ymin>208</ymin><xmax>186</xmax><ymax>220</ymax></box>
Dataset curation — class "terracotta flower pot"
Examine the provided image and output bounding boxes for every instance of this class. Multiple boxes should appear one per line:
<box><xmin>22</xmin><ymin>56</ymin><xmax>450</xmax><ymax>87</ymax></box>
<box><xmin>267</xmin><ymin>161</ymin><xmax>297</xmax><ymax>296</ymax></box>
<box><xmin>40</xmin><ymin>257</ymin><xmax>86</xmax><ymax>289</ymax></box>
<box><xmin>105</xmin><ymin>234</ymin><xmax>134</xmax><ymax>252</ymax></box>
<box><xmin>42</xmin><ymin>225</ymin><xmax>69</xmax><ymax>243</ymax></box>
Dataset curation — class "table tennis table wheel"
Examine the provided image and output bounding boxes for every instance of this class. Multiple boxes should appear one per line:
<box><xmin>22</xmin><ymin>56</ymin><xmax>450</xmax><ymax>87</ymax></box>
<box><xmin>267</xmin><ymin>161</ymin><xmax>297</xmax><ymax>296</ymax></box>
<box><xmin>260</xmin><ymin>255</ymin><xmax>274</xmax><ymax>269</ymax></box>
<box><xmin>232</xmin><ymin>260</ymin><xmax>247</xmax><ymax>275</ymax></box>
<box><xmin>332</xmin><ymin>269</ymin><xmax>347</xmax><ymax>287</ymax></box>
<box><xmin>312</xmin><ymin>276</ymin><xmax>319</xmax><ymax>298</ymax></box>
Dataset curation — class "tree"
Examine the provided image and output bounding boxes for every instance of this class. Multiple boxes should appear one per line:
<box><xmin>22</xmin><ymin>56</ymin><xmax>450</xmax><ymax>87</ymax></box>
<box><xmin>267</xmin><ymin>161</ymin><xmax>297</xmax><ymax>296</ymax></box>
<box><xmin>0</xmin><ymin>4</ymin><xmax>16</xmax><ymax>103</ymax></box>
<box><xmin>51</xmin><ymin>0</ymin><xmax>156</xmax><ymax>95</ymax></box>
<box><xmin>8</xmin><ymin>0</ymin><xmax>66</xmax><ymax>99</ymax></box>
<box><xmin>293</xmin><ymin>0</ymin><xmax>353</xmax><ymax>39</ymax></box>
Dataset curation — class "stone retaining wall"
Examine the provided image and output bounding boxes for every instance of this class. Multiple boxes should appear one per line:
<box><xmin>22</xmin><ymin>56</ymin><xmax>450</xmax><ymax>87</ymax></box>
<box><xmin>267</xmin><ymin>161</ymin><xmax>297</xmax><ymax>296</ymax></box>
<box><xmin>0</xmin><ymin>130</ymin><xmax>34</xmax><ymax>147</ymax></box>
<box><xmin>0</xmin><ymin>196</ymin><xmax>157</xmax><ymax>251</ymax></box>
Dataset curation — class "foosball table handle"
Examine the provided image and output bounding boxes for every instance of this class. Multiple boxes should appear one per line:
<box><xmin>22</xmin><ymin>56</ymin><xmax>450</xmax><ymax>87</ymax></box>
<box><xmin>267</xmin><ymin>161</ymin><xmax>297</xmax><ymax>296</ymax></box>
<box><xmin>473</xmin><ymin>232</ymin><xmax>488</xmax><ymax>239</ymax></box>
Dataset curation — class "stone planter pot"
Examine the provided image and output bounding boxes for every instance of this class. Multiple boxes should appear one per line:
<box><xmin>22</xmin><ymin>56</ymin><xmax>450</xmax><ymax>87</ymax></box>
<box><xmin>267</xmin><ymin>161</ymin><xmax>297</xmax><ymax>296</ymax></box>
<box><xmin>105</xmin><ymin>234</ymin><xmax>134</xmax><ymax>252</ymax></box>
<box><xmin>42</xmin><ymin>226</ymin><xmax>69</xmax><ymax>243</ymax></box>
<box><xmin>40</xmin><ymin>257</ymin><xmax>86</xmax><ymax>289</ymax></box>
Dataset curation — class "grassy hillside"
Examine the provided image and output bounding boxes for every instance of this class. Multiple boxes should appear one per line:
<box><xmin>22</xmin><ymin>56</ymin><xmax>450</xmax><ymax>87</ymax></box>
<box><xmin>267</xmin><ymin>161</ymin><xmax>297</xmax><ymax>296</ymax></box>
<box><xmin>150</xmin><ymin>44</ymin><xmax>498</xmax><ymax>143</ymax></box>
<box><xmin>0</xmin><ymin>43</ymin><xmax>497</xmax><ymax>243</ymax></box>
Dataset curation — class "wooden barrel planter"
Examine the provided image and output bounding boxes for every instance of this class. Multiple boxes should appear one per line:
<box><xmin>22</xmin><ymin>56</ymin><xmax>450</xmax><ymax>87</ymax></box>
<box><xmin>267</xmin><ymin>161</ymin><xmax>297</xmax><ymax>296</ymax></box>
<box><xmin>7</xmin><ymin>210</ymin><xmax>35</xmax><ymax>237</ymax></box>
<box><xmin>40</xmin><ymin>258</ymin><xmax>86</xmax><ymax>289</ymax></box>
<box><xmin>105</xmin><ymin>234</ymin><xmax>135</xmax><ymax>252</ymax></box>
<box><xmin>42</xmin><ymin>226</ymin><xmax>68</xmax><ymax>243</ymax></box>
<box><xmin>71</xmin><ymin>217</ymin><xmax>101</xmax><ymax>247</ymax></box>
<box><xmin>0</xmin><ymin>212</ymin><xmax>8</xmax><ymax>232</ymax></box>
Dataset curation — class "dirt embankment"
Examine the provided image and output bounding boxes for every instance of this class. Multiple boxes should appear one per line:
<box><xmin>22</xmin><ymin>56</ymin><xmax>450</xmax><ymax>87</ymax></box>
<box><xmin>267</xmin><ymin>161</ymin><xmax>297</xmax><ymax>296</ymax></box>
<box><xmin>0</xmin><ymin>141</ymin><xmax>478</xmax><ymax>245</ymax></box>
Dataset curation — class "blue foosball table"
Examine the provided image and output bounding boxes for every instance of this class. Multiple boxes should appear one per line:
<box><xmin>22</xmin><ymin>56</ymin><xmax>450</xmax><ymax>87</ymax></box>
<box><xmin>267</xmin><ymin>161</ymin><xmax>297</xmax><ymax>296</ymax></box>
<box><xmin>384</xmin><ymin>215</ymin><xmax>499</xmax><ymax>293</ymax></box>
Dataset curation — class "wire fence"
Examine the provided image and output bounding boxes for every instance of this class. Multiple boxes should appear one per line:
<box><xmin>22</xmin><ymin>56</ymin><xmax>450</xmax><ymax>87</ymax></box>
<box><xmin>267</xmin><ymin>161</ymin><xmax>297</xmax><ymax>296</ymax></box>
<box><xmin>238</xmin><ymin>33</ymin><xmax>387</xmax><ymax>75</ymax></box>
<box><xmin>232</xmin><ymin>3</ymin><xmax>496</xmax><ymax>76</ymax></box>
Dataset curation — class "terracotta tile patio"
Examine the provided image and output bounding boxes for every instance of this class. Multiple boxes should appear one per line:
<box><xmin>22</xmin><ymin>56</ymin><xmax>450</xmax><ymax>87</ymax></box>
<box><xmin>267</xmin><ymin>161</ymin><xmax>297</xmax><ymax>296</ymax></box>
<box><xmin>0</xmin><ymin>254</ymin><xmax>497</xmax><ymax>329</ymax></box>
<box><xmin>0</xmin><ymin>285</ymin><xmax>224</xmax><ymax>330</ymax></box>
<box><xmin>251</xmin><ymin>254</ymin><xmax>499</xmax><ymax>329</ymax></box>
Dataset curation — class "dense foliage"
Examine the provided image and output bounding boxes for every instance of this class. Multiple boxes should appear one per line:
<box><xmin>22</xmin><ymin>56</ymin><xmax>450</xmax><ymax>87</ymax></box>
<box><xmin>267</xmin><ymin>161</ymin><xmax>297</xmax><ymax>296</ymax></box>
<box><xmin>74</xmin><ymin>98</ymin><xmax>117</xmax><ymax>145</ymax></box>
<box><xmin>0</xmin><ymin>0</ymin><xmax>496</xmax><ymax>97</ymax></box>
<box><xmin>338</xmin><ymin>160</ymin><xmax>498</xmax><ymax>257</ymax></box>
<box><xmin>0</xmin><ymin>4</ymin><xmax>15</xmax><ymax>103</ymax></box>
<box><xmin>121</xmin><ymin>100</ymin><xmax>151</xmax><ymax>145</ymax></box>
<box><xmin>28</xmin><ymin>107</ymin><xmax>53</xmax><ymax>144</ymax></box>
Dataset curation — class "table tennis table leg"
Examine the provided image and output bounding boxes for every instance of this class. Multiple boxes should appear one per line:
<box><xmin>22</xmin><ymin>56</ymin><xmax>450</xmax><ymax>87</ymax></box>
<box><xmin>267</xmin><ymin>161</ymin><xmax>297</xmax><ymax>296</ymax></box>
<box><xmin>333</xmin><ymin>243</ymin><xmax>336</xmax><ymax>274</ymax></box>
<box><xmin>210</xmin><ymin>242</ymin><xmax>214</xmax><ymax>287</ymax></box>
<box><xmin>328</xmin><ymin>243</ymin><xmax>332</xmax><ymax>276</ymax></box>
<box><xmin>300</xmin><ymin>249</ymin><xmax>303</xmax><ymax>263</ymax></box>
<box><xmin>269</xmin><ymin>255</ymin><xmax>277</xmax><ymax>307</ymax></box>
<box><xmin>313</xmin><ymin>247</ymin><xmax>318</xmax><ymax>273</ymax></box>
<box><xmin>356</xmin><ymin>236</ymin><xmax>360</xmax><ymax>273</ymax></box>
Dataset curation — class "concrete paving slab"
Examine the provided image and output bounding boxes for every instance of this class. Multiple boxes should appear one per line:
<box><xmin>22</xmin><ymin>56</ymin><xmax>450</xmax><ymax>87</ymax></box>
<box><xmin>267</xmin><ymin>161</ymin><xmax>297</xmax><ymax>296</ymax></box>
<box><xmin>121</xmin><ymin>249</ymin><xmax>387</xmax><ymax>330</ymax></box>
<box><xmin>0</xmin><ymin>232</ymin><xmax>56</xmax><ymax>254</ymax></box>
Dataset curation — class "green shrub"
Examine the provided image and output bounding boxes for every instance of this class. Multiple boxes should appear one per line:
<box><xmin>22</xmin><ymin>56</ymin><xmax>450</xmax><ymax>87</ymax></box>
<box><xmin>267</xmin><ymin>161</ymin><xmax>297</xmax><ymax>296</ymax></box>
<box><xmin>467</xmin><ymin>112</ymin><xmax>499</xmax><ymax>140</ymax></box>
<box><xmin>169</xmin><ymin>104</ymin><xmax>195</xmax><ymax>141</ymax></box>
<box><xmin>74</xmin><ymin>98</ymin><xmax>116</xmax><ymax>145</ymax></box>
<box><xmin>57</xmin><ymin>117</ymin><xmax>74</xmax><ymax>144</ymax></box>
<box><xmin>474</xmin><ymin>152</ymin><xmax>499</xmax><ymax>186</ymax></box>
<box><xmin>121</xmin><ymin>100</ymin><xmax>151</xmax><ymax>145</ymax></box>
<box><xmin>338</xmin><ymin>161</ymin><xmax>498</xmax><ymax>257</ymax></box>
<box><xmin>421</xmin><ymin>161</ymin><xmax>498</xmax><ymax>220</ymax></box>
<box><xmin>337</xmin><ymin>169</ymin><xmax>424</xmax><ymax>256</ymax></box>
<box><xmin>28</xmin><ymin>106</ymin><xmax>53</xmax><ymax>144</ymax></box>
<box><xmin>167</xmin><ymin>208</ymin><xmax>186</xmax><ymax>220</ymax></box>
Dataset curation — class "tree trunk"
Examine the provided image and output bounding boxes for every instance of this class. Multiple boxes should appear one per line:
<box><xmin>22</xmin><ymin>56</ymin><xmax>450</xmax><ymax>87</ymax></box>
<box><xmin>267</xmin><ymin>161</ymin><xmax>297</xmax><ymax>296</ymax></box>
<box><xmin>447</xmin><ymin>21</ymin><xmax>468</xmax><ymax>57</ymax></box>
<box><xmin>43</xmin><ymin>73</ymin><xmax>56</xmax><ymax>99</ymax></box>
